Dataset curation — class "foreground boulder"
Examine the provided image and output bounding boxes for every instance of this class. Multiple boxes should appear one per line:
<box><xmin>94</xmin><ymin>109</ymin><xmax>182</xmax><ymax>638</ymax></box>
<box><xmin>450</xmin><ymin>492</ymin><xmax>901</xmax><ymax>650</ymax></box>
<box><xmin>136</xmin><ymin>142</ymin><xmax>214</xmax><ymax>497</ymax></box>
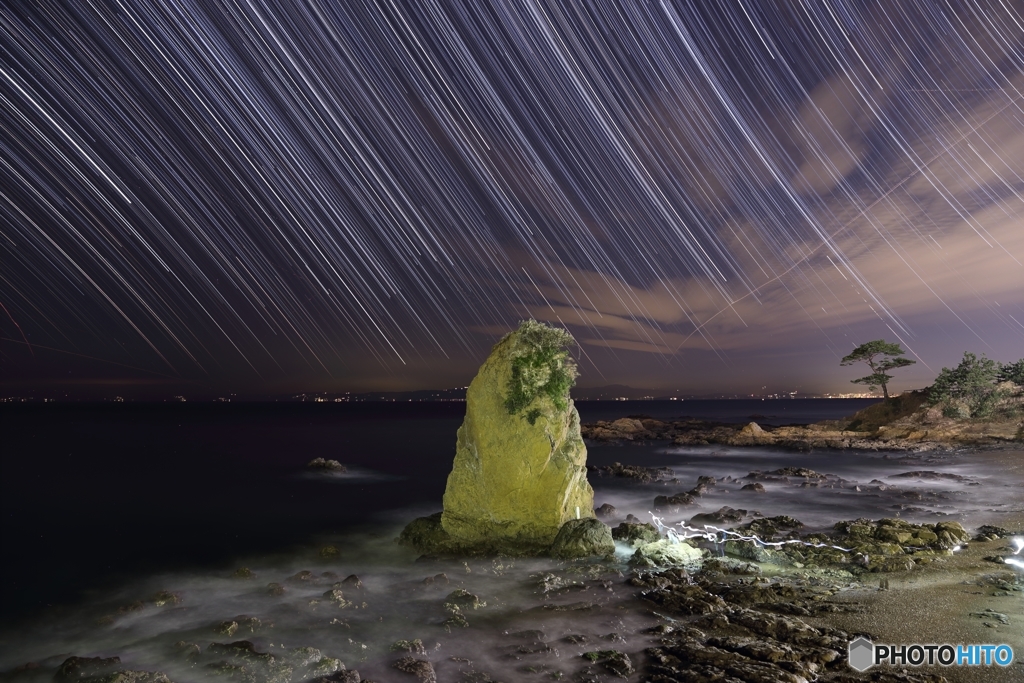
<box><xmin>402</xmin><ymin>321</ymin><xmax>596</xmax><ymax>556</ymax></box>
<box><xmin>549</xmin><ymin>518</ymin><xmax>615</xmax><ymax>559</ymax></box>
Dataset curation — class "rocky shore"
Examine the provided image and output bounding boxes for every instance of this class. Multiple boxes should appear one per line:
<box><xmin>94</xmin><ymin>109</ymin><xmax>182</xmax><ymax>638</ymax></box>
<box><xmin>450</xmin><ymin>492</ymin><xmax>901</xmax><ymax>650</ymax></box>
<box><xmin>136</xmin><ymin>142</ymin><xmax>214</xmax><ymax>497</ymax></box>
<box><xmin>582</xmin><ymin>393</ymin><xmax>1023</xmax><ymax>451</ymax></box>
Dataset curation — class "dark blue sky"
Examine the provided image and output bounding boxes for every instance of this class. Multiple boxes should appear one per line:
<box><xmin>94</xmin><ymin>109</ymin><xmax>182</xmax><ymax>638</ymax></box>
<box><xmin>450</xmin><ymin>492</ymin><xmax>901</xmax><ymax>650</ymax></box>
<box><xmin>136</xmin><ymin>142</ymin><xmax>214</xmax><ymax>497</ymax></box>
<box><xmin>2</xmin><ymin>1</ymin><xmax>1022</xmax><ymax>398</ymax></box>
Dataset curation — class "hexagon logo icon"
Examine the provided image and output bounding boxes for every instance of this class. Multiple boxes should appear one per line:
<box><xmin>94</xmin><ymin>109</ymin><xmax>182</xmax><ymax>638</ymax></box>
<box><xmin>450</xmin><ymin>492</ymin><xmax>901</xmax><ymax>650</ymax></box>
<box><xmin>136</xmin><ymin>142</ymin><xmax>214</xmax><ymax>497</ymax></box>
<box><xmin>848</xmin><ymin>636</ymin><xmax>875</xmax><ymax>672</ymax></box>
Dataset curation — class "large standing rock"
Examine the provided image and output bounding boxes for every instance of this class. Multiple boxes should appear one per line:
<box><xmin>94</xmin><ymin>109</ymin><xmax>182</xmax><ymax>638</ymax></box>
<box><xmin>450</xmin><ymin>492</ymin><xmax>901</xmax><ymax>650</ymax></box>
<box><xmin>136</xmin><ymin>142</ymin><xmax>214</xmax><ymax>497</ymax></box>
<box><xmin>434</xmin><ymin>321</ymin><xmax>595</xmax><ymax>555</ymax></box>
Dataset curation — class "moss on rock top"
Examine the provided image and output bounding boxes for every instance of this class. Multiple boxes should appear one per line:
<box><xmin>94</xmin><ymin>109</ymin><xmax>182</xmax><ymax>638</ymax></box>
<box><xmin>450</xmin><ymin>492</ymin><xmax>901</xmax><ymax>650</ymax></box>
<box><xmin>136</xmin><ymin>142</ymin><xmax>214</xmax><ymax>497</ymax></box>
<box><xmin>502</xmin><ymin>319</ymin><xmax>578</xmax><ymax>424</ymax></box>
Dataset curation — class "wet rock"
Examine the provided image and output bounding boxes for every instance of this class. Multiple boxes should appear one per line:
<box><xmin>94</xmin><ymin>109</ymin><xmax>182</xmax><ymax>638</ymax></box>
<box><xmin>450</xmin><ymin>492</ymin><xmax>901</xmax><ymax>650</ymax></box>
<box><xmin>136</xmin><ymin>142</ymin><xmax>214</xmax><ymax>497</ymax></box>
<box><xmin>594</xmin><ymin>503</ymin><xmax>616</xmax><ymax>518</ymax></box>
<box><xmin>266</xmin><ymin>583</ymin><xmax>285</xmax><ymax>596</ymax></box>
<box><xmin>631</xmin><ymin>540</ymin><xmax>703</xmax><ymax>569</ymax></box>
<box><xmin>173</xmin><ymin>641</ymin><xmax>201</xmax><ymax>661</ymax></box>
<box><xmin>653</xmin><ymin>493</ymin><xmax>696</xmax><ymax>511</ymax></box>
<box><xmin>391</xmin><ymin>640</ymin><xmax>427</xmax><ymax>655</ymax></box>
<box><xmin>969</xmin><ymin>608</ymin><xmax>1009</xmax><ymax>625</ymax></box>
<box><xmin>56</xmin><ymin>657</ymin><xmax>121</xmax><ymax>681</ymax></box>
<box><xmin>444</xmin><ymin>589</ymin><xmax>484</xmax><ymax>611</ymax></box>
<box><xmin>611</xmin><ymin>418</ymin><xmax>645</xmax><ymax>434</ymax></box>
<box><xmin>299</xmin><ymin>656</ymin><xmax>344</xmax><ymax>679</ymax></box>
<box><xmin>588</xmin><ymin>462</ymin><xmax>675</xmax><ymax>483</ymax></box>
<box><xmin>442</xmin><ymin>612</ymin><xmax>469</xmax><ymax>630</ymax></box>
<box><xmin>502</xmin><ymin>640</ymin><xmax>557</xmax><ymax>659</ymax></box>
<box><xmin>640</xmin><ymin>582</ymin><xmax>727</xmax><ymax>615</ymax></box>
<box><xmin>974</xmin><ymin>525</ymin><xmax>1013</xmax><ymax>541</ymax></box>
<box><xmin>690</xmin><ymin>506</ymin><xmax>747</xmax><ymax>525</ymax></box>
<box><xmin>422</xmin><ymin>573</ymin><xmax>449</xmax><ymax>586</ymax></box>
<box><xmin>151</xmin><ymin>591</ymin><xmax>181</xmax><ymax>606</ymax></box>
<box><xmin>232</xmin><ymin>567</ymin><xmax>255</xmax><ymax>580</ymax></box>
<box><xmin>741</xmin><ymin>483</ymin><xmax>766</xmax><ymax>493</ymax></box>
<box><xmin>611</xmin><ymin>522</ymin><xmax>660</xmax><ymax>547</ymax></box>
<box><xmin>320</xmin><ymin>546</ymin><xmax>340</xmax><ymax>559</ymax></box>
<box><xmin>392</xmin><ymin>657</ymin><xmax>436</xmax><ymax>683</ymax></box>
<box><xmin>308</xmin><ymin>457</ymin><xmax>346</xmax><ymax>471</ymax></box>
<box><xmin>724</xmin><ymin>540</ymin><xmax>790</xmax><ymax>565</ymax></box>
<box><xmin>311</xmin><ymin>671</ymin><xmax>361</xmax><ymax>683</ymax></box>
<box><xmin>538</xmin><ymin>601</ymin><xmax>598</xmax><ymax>612</ymax></box>
<box><xmin>532</xmin><ymin>572</ymin><xmax>585</xmax><ymax>594</ymax></box>
<box><xmin>206</xmin><ymin>641</ymin><xmax>292</xmax><ymax>683</ymax></box>
<box><xmin>700</xmin><ymin>557</ymin><xmax>761</xmax><ymax>575</ymax></box>
<box><xmin>397</xmin><ymin>513</ymin><xmax>462</xmax><ymax>556</ymax></box>
<box><xmin>889</xmin><ymin>470</ymin><xmax>971</xmax><ymax>482</ymax></box>
<box><xmin>581</xmin><ymin>650</ymin><xmax>633</xmax><ymax>678</ymax></box>
<box><xmin>736</xmin><ymin>516</ymin><xmax>804</xmax><ymax>542</ymax></box>
<box><xmin>549</xmin><ymin>518</ymin><xmax>615</xmax><ymax>559</ymax></box>
<box><xmin>215</xmin><ymin>621</ymin><xmax>239</xmax><ymax>636</ymax></box>
<box><xmin>322</xmin><ymin>589</ymin><xmax>352</xmax><ymax>607</ymax></box>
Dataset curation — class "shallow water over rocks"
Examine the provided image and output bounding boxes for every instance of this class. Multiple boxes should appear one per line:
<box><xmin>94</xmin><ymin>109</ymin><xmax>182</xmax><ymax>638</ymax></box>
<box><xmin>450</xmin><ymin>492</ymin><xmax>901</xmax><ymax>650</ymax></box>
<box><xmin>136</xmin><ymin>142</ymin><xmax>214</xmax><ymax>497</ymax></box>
<box><xmin>3</xmin><ymin>439</ymin><xmax>1022</xmax><ymax>682</ymax></box>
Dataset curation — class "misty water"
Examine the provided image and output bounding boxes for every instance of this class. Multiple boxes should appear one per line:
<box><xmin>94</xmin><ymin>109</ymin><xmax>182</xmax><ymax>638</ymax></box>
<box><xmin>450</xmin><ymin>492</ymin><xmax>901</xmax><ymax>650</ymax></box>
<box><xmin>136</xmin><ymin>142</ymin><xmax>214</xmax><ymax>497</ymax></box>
<box><xmin>2</xmin><ymin>401</ymin><xmax>1022</xmax><ymax>681</ymax></box>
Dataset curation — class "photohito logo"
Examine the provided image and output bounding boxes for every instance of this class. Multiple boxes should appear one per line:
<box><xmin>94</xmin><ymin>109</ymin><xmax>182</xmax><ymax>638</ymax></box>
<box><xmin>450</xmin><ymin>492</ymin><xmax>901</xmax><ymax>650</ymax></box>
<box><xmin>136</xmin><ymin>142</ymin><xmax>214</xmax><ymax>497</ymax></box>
<box><xmin>848</xmin><ymin>638</ymin><xmax>1014</xmax><ymax>671</ymax></box>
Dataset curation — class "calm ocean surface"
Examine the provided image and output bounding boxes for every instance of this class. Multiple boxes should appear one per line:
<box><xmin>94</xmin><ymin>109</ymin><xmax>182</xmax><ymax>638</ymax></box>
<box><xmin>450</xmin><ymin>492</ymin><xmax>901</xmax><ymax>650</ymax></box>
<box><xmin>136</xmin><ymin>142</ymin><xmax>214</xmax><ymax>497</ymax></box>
<box><xmin>1</xmin><ymin>399</ymin><xmax>877</xmax><ymax>624</ymax></box>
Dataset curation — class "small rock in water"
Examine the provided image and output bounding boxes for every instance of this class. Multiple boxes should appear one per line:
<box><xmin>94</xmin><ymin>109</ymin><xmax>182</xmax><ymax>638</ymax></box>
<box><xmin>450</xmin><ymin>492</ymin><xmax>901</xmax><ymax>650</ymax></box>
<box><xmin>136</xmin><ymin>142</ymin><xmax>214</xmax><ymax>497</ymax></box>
<box><xmin>889</xmin><ymin>470</ymin><xmax>971</xmax><ymax>482</ymax></box>
<box><xmin>392</xmin><ymin>656</ymin><xmax>436</xmax><ymax>683</ymax></box>
<box><xmin>974</xmin><ymin>524</ymin><xmax>1013</xmax><ymax>541</ymax></box>
<box><xmin>594</xmin><ymin>503</ymin><xmax>616</xmax><ymax>518</ymax></box>
<box><xmin>740</xmin><ymin>482</ymin><xmax>765</xmax><ymax>493</ymax></box>
<box><xmin>531</xmin><ymin>572</ymin><xmax>585</xmax><ymax>594</ymax></box>
<box><xmin>307</xmin><ymin>457</ymin><xmax>346</xmax><ymax>472</ymax></box>
<box><xmin>582</xmin><ymin>650</ymin><xmax>633</xmax><ymax>678</ymax></box>
<box><xmin>151</xmin><ymin>590</ymin><xmax>181</xmax><ymax>606</ymax></box>
<box><xmin>653</xmin><ymin>493</ymin><xmax>696</xmax><ymax>511</ymax></box>
<box><xmin>611</xmin><ymin>522</ymin><xmax>660</xmax><ymax>548</ymax></box>
<box><xmin>56</xmin><ymin>656</ymin><xmax>122</xmax><ymax>681</ymax></box>
<box><xmin>214</xmin><ymin>620</ymin><xmax>238</xmax><ymax>636</ymax></box>
<box><xmin>690</xmin><ymin>506</ymin><xmax>747</xmax><ymax>525</ymax></box>
<box><xmin>630</xmin><ymin>539</ymin><xmax>703</xmax><ymax>569</ymax></box>
<box><xmin>391</xmin><ymin>639</ymin><xmax>427</xmax><ymax>655</ymax></box>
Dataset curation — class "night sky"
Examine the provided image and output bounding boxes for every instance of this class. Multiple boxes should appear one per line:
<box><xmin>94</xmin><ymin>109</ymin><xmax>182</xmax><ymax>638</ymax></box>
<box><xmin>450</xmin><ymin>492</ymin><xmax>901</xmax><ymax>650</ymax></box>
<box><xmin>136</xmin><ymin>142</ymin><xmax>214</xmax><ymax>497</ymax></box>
<box><xmin>2</xmin><ymin>0</ymin><xmax>1022</xmax><ymax>398</ymax></box>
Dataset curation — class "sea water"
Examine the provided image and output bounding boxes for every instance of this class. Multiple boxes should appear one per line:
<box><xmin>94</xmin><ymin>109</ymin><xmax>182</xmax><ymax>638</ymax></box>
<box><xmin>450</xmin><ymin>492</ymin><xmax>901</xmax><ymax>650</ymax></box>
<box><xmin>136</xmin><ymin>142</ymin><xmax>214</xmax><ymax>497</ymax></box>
<box><xmin>1</xmin><ymin>401</ymin><xmax>1020</xmax><ymax>680</ymax></box>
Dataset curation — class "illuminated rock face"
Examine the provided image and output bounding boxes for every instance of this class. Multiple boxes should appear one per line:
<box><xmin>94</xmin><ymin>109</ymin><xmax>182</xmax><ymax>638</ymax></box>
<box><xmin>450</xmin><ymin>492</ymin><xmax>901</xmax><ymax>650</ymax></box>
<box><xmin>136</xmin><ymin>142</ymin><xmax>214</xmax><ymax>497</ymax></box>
<box><xmin>440</xmin><ymin>321</ymin><xmax>594</xmax><ymax>553</ymax></box>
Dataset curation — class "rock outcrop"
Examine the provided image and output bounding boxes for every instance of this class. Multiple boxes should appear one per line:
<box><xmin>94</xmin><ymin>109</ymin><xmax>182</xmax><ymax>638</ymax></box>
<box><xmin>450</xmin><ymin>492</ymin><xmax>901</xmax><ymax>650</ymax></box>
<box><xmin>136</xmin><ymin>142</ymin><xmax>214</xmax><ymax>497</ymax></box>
<box><xmin>582</xmin><ymin>390</ymin><xmax>1022</xmax><ymax>451</ymax></box>
<box><xmin>402</xmin><ymin>320</ymin><xmax>598</xmax><ymax>556</ymax></box>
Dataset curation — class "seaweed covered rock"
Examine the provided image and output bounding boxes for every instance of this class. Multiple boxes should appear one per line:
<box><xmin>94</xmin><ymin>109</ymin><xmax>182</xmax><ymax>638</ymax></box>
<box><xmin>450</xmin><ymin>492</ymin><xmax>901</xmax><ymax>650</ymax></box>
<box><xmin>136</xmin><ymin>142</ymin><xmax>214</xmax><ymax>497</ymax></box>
<box><xmin>404</xmin><ymin>321</ymin><xmax>595</xmax><ymax>556</ymax></box>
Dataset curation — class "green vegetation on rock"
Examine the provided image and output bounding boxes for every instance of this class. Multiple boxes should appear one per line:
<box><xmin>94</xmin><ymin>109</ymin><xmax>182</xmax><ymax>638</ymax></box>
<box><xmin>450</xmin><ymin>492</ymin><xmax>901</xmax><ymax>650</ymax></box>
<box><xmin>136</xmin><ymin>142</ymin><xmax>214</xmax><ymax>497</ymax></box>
<box><xmin>997</xmin><ymin>358</ymin><xmax>1024</xmax><ymax>385</ymax></box>
<box><xmin>503</xmin><ymin>319</ymin><xmax>578</xmax><ymax>423</ymax></box>
<box><xmin>929</xmin><ymin>352</ymin><xmax>1021</xmax><ymax>418</ymax></box>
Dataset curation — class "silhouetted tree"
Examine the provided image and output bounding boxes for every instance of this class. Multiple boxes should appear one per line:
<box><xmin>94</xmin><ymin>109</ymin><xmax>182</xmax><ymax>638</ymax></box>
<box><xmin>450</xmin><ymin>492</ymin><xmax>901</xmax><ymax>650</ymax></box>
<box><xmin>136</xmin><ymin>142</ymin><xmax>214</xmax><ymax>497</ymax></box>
<box><xmin>840</xmin><ymin>340</ymin><xmax>916</xmax><ymax>399</ymax></box>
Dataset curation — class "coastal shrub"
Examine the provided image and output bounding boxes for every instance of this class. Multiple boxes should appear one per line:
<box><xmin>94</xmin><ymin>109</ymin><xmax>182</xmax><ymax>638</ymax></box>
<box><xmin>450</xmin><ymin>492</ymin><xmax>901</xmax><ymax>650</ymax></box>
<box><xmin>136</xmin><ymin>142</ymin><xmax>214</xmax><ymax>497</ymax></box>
<box><xmin>844</xmin><ymin>390</ymin><xmax>927</xmax><ymax>432</ymax></box>
<box><xmin>503</xmin><ymin>320</ymin><xmax>578</xmax><ymax>423</ymax></box>
<box><xmin>998</xmin><ymin>359</ymin><xmax>1024</xmax><ymax>386</ymax></box>
<box><xmin>929</xmin><ymin>352</ymin><xmax>1000</xmax><ymax>418</ymax></box>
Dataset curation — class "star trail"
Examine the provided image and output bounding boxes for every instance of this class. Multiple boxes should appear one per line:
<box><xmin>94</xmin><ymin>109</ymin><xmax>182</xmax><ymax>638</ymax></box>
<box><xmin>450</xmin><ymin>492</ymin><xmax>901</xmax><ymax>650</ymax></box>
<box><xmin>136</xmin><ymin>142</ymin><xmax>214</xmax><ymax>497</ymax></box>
<box><xmin>2</xmin><ymin>0</ymin><xmax>1023</xmax><ymax>395</ymax></box>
